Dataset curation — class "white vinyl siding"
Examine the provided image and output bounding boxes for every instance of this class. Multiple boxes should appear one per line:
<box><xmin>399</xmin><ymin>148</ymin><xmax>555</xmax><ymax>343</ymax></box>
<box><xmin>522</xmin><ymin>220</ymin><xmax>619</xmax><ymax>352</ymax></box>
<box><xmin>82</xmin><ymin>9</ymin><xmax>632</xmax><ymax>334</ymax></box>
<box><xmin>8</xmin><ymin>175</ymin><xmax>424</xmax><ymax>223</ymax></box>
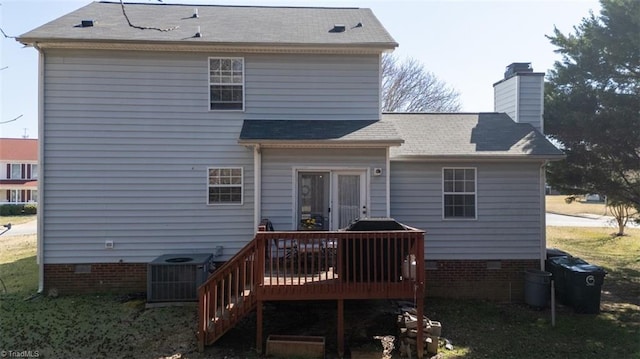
<box><xmin>391</xmin><ymin>162</ymin><xmax>543</xmax><ymax>260</ymax></box>
<box><xmin>42</xmin><ymin>50</ymin><xmax>254</xmax><ymax>263</ymax></box>
<box><xmin>494</xmin><ymin>74</ymin><xmax>544</xmax><ymax>133</ymax></box>
<box><xmin>245</xmin><ymin>54</ymin><xmax>380</xmax><ymax>119</ymax></box>
<box><xmin>40</xmin><ymin>49</ymin><xmax>382</xmax><ymax>264</ymax></box>
<box><xmin>261</xmin><ymin>148</ymin><xmax>387</xmax><ymax>231</ymax></box>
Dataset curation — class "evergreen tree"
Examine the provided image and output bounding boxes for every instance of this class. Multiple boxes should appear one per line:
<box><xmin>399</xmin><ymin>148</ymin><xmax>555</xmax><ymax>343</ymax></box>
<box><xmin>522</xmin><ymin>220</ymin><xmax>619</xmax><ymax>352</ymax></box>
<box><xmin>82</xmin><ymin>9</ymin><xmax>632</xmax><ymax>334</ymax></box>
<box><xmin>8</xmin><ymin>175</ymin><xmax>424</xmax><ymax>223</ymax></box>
<box><xmin>545</xmin><ymin>0</ymin><xmax>640</xmax><ymax>221</ymax></box>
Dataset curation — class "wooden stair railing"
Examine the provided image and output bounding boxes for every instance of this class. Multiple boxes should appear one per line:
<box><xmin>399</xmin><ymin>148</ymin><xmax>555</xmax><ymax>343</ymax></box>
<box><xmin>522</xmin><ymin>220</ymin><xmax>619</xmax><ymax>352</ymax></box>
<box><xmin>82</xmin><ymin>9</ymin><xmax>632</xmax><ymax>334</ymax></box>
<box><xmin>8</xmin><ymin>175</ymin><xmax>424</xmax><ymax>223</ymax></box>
<box><xmin>198</xmin><ymin>229</ymin><xmax>426</xmax><ymax>357</ymax></box>
<box><xmin>198</xmin><ymin>236</ymin><xmax>261</xmax><ymax>351</ymax></box>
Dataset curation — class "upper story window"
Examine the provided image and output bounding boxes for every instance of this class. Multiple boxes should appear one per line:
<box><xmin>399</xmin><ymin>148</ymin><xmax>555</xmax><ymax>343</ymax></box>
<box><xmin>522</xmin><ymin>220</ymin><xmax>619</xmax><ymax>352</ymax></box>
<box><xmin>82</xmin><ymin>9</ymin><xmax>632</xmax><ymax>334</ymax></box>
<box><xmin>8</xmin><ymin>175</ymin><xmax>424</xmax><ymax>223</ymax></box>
<box><xmin>208</xmin><ymin>167</ymin><xmax>243</xmax><ymax>205</ymax></box>
<box><xmin>209</xmin><ymin>58</ymin><xmax>244</xmax><ymax>111</ymax></box>
<box><xmin>6</xmin><ymin>163</ymin><xmax>37</xmax><ymax>180</ymax></box>
<box><xmin>10</xmin><ymin>164</ymin><xmax>22</xmax><ymax>179</ymax></box>
<box><xmin>443</xmin><ymin>168</ymin><xmax>477</xmax><ymax>219</ymax></box>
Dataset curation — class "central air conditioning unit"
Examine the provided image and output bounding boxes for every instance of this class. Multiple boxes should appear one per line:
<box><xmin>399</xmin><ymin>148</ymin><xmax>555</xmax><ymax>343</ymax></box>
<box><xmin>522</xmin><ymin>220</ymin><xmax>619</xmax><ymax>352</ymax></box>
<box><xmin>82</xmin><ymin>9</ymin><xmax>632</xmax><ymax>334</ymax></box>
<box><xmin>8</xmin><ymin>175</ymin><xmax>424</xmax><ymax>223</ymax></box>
<box><xmin>147</xmin><ymin>253</ymin><xmax>214</xmax><ymax>303</ymax></box>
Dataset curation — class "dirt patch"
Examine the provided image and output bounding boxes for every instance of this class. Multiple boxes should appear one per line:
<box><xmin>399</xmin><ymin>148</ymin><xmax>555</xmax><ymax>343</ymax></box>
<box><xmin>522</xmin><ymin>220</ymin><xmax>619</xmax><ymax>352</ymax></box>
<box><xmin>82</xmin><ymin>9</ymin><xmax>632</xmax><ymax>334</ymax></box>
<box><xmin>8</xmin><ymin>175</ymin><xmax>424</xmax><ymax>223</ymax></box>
<box><xmin>208</xmin><ymin>300</ymin><xmax>403</xmax><ymax>359</ymax></box>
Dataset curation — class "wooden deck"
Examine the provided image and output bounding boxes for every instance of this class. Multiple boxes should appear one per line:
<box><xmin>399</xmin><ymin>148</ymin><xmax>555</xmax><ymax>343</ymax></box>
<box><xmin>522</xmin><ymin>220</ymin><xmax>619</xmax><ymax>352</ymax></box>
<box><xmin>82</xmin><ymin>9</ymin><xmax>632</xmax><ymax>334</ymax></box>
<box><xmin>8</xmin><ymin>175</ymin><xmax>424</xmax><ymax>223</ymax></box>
<box><xmin>198</xmin><ymin>229</ymin><xmax>426</xmax><ymax>358</ymax></box>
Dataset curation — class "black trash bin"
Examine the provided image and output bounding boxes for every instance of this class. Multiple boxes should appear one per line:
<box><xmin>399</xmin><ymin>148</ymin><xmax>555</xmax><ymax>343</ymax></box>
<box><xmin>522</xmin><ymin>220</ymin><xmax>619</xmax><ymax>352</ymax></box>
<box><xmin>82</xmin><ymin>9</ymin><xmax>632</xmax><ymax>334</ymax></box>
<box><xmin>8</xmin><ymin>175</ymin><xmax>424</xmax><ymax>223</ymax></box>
<box><xmin>342</xmin><ymin>218</ymin><xmax>410</xmax><ymax>282</ymax></box>
<box><xmin>545</xmin><ymin>256</ymin><xmax>587</xmax><ymax>306</ymax></box>
<box><xmin>566</xmin><ymin>263</ymin><xmax>607</xmax><ymax>314</ymax></box>
<box><xmin>546</xmin><ymin>247</ymin><xmax>570</xmax><ymax>259</ymax></box>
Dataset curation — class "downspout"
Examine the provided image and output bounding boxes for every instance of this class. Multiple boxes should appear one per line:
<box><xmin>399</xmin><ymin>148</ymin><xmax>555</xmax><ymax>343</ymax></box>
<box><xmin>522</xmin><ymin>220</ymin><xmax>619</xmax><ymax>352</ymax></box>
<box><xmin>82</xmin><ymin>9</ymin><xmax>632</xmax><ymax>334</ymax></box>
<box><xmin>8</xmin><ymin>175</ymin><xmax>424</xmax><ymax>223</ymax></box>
<box><xmin>35</xmin><ymin>43</ymin><xmax>45</xmax><ymax>294</ymax></box>
<box><xmin>386</xmin><ymin>147</ymin><xmax>391</xmax><ymax>217</ymax></box>
<box><xmin>539</xmin><ymin>160</ymin><xmax>548</xmax><ymax>270</ymax></box>
<box><xmin>253</xmin><ymin>145</ymin><xmax>261</xmax><ymax>230</ymax></box>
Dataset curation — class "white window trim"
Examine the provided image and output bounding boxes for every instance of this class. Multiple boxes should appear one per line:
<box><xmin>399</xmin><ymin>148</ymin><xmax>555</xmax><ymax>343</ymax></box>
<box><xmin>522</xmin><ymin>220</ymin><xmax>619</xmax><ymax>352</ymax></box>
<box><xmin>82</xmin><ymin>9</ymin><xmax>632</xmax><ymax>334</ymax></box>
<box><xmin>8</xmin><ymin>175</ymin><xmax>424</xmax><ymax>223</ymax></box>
<box><xmin>442</xmin><ymin>167</ymin><xmax>477</xmax><ymax>220</ymax></box>
<box><xmin>208</xmin><ymin>57</ymin><xmax>245</xmax><ymax>112</ymax></box>
<box><xmin>207</xmin><ymin>166</ymin><xmax>244</xmax><ymax>206</ymax></box>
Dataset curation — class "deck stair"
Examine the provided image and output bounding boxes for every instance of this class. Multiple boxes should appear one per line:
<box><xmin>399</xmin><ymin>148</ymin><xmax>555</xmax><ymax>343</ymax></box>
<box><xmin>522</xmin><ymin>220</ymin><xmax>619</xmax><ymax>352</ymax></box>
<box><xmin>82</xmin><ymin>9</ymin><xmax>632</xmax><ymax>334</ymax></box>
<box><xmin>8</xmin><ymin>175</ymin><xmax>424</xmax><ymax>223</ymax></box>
<box><xmin>198</xmin><ymin>229</ymin><xmax>426</xmax><ymax>358</ymax></box>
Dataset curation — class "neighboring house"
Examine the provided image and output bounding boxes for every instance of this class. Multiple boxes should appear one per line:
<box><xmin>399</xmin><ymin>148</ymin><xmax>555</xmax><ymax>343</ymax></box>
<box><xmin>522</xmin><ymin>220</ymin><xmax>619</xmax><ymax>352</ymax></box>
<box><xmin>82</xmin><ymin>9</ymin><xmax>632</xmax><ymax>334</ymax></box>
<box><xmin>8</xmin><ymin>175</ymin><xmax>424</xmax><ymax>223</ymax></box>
<box><xmin>0</xmin><ymin>138</ymin><xmax>39</xmax><ymax>205</ymax></box>
<box><xmin>18</xmin><ymin>2</ymin><xmax>563</xmax><ymax>301</ymax></box>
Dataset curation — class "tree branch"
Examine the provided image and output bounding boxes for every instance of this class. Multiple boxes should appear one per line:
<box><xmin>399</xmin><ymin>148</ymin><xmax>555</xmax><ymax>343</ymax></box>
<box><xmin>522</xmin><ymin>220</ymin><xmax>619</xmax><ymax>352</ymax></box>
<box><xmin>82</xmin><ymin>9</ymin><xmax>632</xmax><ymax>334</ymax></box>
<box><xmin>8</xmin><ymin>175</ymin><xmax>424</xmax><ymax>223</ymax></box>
<box><xmin>0</xmin><ymin>27</ymin><xmax>16</xmax><ymax>39</ymax></box>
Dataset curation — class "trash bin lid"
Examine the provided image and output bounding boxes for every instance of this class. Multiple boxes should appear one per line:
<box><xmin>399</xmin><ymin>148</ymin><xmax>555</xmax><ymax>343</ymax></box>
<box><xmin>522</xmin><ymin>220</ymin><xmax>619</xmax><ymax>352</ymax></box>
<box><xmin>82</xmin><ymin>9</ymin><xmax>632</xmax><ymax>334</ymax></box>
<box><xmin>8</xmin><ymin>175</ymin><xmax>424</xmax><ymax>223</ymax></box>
<box><xmin>568</xmin><ymin>263</ymin><xmax>607</xmax><ymax>274</ymax></box>
<box><xmin>546</xmin><ymin>247</ymin><xmax>571</xmax><ymax>259</ymax></box>
<box><xmin>549</xmin><ymin>256</ymin><xmax>588</xmax><ymax>268</ymax></box>
<box><xmin>343</xmin><ymin>218</ymin><xmax>409</xmax><ymax>231</ymax></box>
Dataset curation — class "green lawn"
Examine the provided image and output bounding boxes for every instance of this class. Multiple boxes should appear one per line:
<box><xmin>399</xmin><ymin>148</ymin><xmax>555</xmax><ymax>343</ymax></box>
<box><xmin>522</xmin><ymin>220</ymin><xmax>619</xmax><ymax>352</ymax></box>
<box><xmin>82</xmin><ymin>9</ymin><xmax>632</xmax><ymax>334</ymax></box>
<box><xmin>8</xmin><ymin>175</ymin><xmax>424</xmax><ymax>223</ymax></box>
<box><xmin>1</xmin><ymin>228</ymin><xmax>638</xmax><ymax>358</ymax></box>
<box><xmin>430</xmin><ymin>227</ymin><xmax>640</xmax><ymax>359</ymax></box>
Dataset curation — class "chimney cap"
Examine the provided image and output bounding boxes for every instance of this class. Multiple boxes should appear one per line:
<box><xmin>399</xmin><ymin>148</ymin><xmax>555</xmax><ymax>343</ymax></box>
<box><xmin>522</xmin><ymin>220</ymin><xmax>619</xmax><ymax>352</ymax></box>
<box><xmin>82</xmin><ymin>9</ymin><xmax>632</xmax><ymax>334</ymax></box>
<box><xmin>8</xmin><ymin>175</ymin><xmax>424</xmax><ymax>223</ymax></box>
<box><xmin>504</xmin><ymin>62</ymin><xmax>532</xmax><ymax>79</ymax></box>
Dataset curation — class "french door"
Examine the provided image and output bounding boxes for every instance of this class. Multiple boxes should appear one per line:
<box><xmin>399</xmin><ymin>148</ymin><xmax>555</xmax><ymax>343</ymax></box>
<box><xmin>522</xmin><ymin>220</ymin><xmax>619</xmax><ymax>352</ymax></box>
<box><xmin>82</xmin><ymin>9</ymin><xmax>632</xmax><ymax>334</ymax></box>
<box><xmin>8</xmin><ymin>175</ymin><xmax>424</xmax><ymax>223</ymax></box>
<box><xmin>297</xmin><ymin>170</ymin><xmax>367</xmax><ymax>230</ymax></box>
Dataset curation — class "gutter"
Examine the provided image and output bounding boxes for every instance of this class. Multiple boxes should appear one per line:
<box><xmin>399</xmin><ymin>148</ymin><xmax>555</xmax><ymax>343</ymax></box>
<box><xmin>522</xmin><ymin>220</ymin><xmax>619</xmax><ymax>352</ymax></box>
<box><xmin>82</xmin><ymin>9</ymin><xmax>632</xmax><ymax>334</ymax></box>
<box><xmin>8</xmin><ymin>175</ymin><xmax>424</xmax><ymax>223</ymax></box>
<box><xmin>390</xmin><ymin>154</ymin><xmax>566</xmax><ymax>162</ymax></box>
<box><xmin>16</xmin><ymin>39</ymin><xmax>397</xmax><ymax>55</ymax></box>
<box><xmin>238</xmin><ymin>139</ymin><xmax>403</xmax><ymax>148</ymax></box>
<box><xmin>34</xmin><ymin>43</ymin><xmax>45</xmax><ymax>294</ymax></box>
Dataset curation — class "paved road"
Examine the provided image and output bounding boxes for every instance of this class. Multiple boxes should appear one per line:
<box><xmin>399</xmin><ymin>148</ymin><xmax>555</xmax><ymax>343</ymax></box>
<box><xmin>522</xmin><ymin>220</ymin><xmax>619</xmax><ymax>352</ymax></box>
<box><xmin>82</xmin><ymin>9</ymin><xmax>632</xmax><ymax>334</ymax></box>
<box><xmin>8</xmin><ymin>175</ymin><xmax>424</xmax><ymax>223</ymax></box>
<box><xmin>1</xmin><ymin>219</ymin><xmax>37</xmax><ymax>237</ymax></box>
<box><xmin>546</xmin><ymin>213</ymin><xmax>639</xmax><ymax>228</ymax></box>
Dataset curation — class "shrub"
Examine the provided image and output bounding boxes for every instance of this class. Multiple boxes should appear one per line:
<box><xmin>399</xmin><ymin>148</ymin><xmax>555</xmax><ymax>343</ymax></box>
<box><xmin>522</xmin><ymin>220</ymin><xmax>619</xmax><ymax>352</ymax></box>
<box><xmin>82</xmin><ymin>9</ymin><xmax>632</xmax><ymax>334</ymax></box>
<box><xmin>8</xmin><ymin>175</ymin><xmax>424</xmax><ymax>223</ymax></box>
<box><xmin>23</xmin><ymin>204</ymin><xmax>37</xmax><ymax>215</ymax></box>
<box><xmin>0</xmin><ymin>204</ymin><xmax>23</xmax><ymax>216</ymax></box>
<box><xmin>0</xmin><ymin>204</ymin><xmax>36</xmax><ymax>216</ymax></box>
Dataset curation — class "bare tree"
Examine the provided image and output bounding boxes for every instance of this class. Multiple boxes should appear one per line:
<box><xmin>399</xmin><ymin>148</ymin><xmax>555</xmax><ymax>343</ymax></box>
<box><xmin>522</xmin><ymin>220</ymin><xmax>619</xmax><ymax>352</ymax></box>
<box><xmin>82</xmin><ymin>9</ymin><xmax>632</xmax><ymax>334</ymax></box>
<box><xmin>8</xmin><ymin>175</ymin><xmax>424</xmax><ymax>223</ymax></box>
<box><xmin>382</xmin><ymin>54</ymin><xmax>461</xmax><ymax>112</ymax></box>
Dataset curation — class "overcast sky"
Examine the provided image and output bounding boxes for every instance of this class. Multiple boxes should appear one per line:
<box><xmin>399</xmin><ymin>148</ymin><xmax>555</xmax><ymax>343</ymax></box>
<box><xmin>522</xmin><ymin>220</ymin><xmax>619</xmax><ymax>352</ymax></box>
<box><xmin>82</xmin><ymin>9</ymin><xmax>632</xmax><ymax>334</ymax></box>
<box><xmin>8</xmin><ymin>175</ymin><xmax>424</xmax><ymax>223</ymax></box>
<box><xmin>0</xmin><ymin>0</ymin><xmax>600</xmax><ymax>139</ymax></box>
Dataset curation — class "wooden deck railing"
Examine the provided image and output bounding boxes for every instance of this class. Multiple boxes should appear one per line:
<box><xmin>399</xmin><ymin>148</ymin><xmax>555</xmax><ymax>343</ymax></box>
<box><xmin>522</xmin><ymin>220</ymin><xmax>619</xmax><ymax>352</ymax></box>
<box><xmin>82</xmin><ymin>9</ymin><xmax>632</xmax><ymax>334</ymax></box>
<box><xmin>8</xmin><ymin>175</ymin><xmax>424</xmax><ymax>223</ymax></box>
<box><xmin>198</xmin><ymin>229</ymin><xmax>425</xmax><ymax>356</ymax></box>
<box><xmin>197</xmin><ymin>238</ymin><xmax>259</xmax><ymax>351</ymax></box>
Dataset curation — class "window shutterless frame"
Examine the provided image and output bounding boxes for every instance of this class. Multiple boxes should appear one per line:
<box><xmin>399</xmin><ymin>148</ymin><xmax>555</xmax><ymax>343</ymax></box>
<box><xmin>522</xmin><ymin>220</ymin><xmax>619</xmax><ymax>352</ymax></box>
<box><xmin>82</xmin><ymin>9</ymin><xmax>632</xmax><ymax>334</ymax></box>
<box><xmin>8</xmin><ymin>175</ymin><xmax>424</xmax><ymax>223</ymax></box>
<box><xmin>442</xmin><ymin>167</ymin><xmax>477</xmax><ymax>220</ymax></box>
<box><xmin>207</xmin><ymin>167</ymin><xmax>243</xmax><ymax>205</ymax></box>
<box><xmin>208</xmin><ymin>57</ymin><xmax>245</xmax><ymax>111</ymax></box>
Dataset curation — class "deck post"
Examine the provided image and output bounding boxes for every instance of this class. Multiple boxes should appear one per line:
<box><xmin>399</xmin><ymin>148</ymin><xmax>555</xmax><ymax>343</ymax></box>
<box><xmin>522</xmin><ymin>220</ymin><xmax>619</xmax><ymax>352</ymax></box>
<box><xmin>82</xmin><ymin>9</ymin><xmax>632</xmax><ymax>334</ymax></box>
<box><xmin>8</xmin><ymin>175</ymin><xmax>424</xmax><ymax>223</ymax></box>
<box><xmin>256</xmin><ymin>300</ymin><xmax>263</xmax><ymax>354</ymax></box>
<box><xmin>337</xmin><ymin>299</ymin><xmax>344</xmax><ymax>358</ymax></box>
<box><xmin>415</xmin><ymin>231</ymin><xmax>426</xmax><ymax>359</ymax></box>
<box><xmin>416</xmin><ymin>282</ymin><xmax>424</xmax><ymax>359</ymax></box>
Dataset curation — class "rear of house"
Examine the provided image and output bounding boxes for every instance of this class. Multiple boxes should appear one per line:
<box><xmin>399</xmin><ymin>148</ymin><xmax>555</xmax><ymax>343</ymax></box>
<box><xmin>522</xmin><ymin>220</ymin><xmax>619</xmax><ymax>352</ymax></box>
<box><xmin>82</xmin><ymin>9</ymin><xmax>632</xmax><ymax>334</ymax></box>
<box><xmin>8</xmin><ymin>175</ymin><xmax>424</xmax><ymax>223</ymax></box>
<box><xmin>18</xmin><ymin>2</ymin><xmax>562</xmax><ymax>301</ymax></box>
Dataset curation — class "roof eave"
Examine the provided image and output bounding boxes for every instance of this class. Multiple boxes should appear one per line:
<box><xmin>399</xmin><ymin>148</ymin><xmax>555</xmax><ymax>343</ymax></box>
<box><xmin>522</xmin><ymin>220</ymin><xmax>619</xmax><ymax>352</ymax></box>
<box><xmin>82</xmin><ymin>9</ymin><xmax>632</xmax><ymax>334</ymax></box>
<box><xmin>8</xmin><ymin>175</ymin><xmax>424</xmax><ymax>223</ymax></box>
<box><xmin>238</xmin><ymin>139</ymin><xmax>404</xmax><ymax>148</ymax></box>
<box><xmin>390</xmin><ymin>154</ymin><xmax>566</xmax><ymax>162</ymax></box>
<box><xmin>18</xmin><ymin>38</ymin><xmax>398</xmax><ymax>54</ymax></box>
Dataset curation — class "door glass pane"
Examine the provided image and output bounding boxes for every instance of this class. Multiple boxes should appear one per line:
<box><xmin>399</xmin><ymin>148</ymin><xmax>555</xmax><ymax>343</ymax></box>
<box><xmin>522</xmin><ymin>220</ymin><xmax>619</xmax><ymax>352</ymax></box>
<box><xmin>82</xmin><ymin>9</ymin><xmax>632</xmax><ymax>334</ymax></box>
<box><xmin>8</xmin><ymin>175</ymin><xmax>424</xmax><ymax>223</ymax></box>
<box><xmin>338</xmin><ymin>175</ymin><xmax>360</xmax><ymax>228</ymax></box>
<box><xmin>298</xmin><ymin>172</ymin><xmax>329</xmax><ymax>230</ymax></box>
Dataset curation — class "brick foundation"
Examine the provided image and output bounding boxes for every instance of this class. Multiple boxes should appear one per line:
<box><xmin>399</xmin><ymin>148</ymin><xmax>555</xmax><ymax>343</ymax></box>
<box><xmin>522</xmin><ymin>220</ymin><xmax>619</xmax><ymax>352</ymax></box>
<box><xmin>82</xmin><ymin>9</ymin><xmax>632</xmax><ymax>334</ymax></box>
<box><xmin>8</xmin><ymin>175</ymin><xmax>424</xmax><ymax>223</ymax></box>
<box><xmin>424</xmin><ymin>259</ymin><xmax>539</xmax><ymax>302</ymax></box>
<box><xmin>45</xmin><ymin>259</ymin><xmax>538</xmax><ymax>301</ymax></box>
<box><xmin>44</xmin><ymin>263</ymin><xmax>146</xmax><ymax>295</ymax></box>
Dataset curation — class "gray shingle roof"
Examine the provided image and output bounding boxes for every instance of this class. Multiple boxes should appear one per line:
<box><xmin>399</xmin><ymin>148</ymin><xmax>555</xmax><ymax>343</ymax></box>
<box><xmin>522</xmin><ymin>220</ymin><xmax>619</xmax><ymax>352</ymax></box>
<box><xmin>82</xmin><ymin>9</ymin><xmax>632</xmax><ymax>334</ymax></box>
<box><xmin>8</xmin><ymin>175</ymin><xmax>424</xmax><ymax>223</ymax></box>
<box><xmin>239</xmin><ymin>120</ymin><xmax>403</xmax><ymax>145</ymax></box>
<box><xmin>384</xmin><ymin>113</ymin><xmax>565</xmax><ymax>159</ymax></box>
<box><xmin>18</xmin><ymin>1</ymin><xmax>397</xmax><ymax>49</ymax></box>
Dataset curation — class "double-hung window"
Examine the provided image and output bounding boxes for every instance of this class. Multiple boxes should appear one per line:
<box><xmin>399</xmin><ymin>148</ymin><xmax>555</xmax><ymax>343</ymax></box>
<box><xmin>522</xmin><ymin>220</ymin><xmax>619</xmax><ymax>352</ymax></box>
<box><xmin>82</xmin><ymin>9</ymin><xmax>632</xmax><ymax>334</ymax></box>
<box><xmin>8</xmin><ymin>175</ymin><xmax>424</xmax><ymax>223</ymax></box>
<box><xmin>10</xmin><ymin>164</ymin><xmax>22</xmax><ymax>179</ymax></box>
<box><xmin>209</xmin><ymin>58</ymin><xmax>244</xmax><ymax>110</ymax></box>
<box><xmin>443</xmin><ymin>168</ymin><xmax>476</xmax><ymax>219</ymax></box>
<box><xmin>208</xmin><ymin>167</ymin><xmax>243</xmax><ymax>205</ymax></box>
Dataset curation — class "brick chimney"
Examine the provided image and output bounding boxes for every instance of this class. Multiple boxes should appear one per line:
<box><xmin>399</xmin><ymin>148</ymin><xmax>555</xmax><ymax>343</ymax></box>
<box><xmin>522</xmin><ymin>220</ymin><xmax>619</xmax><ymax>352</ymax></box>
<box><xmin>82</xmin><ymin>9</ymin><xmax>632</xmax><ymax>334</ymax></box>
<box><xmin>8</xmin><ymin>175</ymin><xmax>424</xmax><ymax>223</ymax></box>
<box><xmin>493</xmin><ymin>63</ymin><xmax>545</xmax><ymax>133</ymax></box>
